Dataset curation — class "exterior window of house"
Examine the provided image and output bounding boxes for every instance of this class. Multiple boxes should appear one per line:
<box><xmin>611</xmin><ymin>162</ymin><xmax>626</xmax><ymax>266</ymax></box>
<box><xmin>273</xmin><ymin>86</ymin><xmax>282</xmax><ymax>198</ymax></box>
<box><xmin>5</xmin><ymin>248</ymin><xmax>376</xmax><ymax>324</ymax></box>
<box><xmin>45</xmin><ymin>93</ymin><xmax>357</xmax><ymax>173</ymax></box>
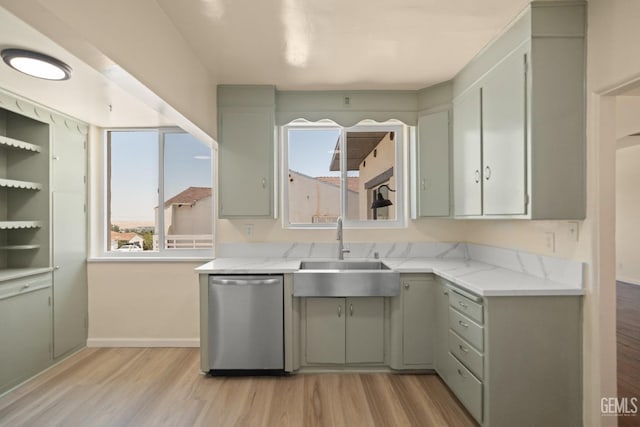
<box><xmin>106</xmin><ymin>129</ymin><xmax>213</xmax><ymax>256</ymax></box>
<box><xmin>283</xmin><ymin>122</ymin><xmax>404</xmax><ymax>228</ymax></box>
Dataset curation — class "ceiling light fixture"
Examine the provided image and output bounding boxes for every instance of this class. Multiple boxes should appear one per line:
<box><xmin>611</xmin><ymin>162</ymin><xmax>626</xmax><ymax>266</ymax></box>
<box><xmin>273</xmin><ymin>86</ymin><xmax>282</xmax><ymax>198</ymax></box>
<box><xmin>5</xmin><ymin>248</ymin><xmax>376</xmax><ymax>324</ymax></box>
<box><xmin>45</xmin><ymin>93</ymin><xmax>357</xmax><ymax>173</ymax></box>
<box><xmin>1</xmin><ymin>48</ymin><xmax>71</xmax><ymax>81</ymax></box>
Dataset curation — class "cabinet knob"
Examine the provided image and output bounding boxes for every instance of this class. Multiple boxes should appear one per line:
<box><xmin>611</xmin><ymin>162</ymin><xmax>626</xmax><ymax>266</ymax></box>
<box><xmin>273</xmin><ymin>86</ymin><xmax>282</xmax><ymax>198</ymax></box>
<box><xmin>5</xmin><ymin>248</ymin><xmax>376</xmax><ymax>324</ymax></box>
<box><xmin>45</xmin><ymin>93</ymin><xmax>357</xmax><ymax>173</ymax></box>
<box><xmin>474</xmin><ymin>170</ymin><xmax>480</xmax><ymax>183</ymax></box>
<box><xmin>404</xmin><ymin>283</ymin><xmax>410</xmax><ymax>290</ymax></box>
<box><xmin>350</xmin><ymin>304</ymin><xmax>354</xmax><ymax>317</ymax></box>
<box><xmin>421</xmin><ymin>178</ymin><xmax>426</xmax><ymax>190</ymax></box>
<box><xmin>458</xmin><ymin>301</ymin><xmax>468</xmax><ymax>309</ymax></box>
<box><xmin>459</xmin><ymin>344</ymin><xmax>469</xmax><ymax>353</ymax></box>
<box><xmin>54</xmin><ymin>266</ymin><xmax>61</xmax><ymax>270</ymax></box>
<box><xmin>337</xmin><ymin>305</ymin><xmax>342</xmax><ymax>318</ymax></box>
<box><xmin>261</xmin><ymin>178</ymin><xmax>267</xmax><ymax>188</ymax></box>
<box><xmin>458</xmin><ymin>320</ymin><xmax>469</xmax><ymax>328</ymax></box>
<box><xmin>485</xmin><ymin>165</ymin><xmax>492</xmax><ymax>180</ymax></box>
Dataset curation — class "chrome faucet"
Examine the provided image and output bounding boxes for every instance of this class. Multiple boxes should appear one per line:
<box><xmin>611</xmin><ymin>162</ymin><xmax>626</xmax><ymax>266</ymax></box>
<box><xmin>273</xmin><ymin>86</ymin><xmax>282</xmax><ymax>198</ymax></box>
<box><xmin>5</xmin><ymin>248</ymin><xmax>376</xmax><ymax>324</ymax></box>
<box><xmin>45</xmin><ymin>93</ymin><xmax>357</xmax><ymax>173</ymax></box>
<box><xmin>337</xmin><ymin>216</ymin><xmax>350</xmax><ymax>260</ymax></box>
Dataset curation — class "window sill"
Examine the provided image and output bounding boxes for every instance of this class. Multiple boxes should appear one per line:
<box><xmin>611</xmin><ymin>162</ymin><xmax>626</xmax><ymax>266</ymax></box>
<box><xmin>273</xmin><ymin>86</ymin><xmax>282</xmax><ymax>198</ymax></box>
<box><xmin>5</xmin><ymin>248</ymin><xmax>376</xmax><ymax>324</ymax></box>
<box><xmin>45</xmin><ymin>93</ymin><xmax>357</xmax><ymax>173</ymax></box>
<box><xmin>88</xmin><ymin>256</ymin><xmax>214</xmax><ymax>263</ymax></box>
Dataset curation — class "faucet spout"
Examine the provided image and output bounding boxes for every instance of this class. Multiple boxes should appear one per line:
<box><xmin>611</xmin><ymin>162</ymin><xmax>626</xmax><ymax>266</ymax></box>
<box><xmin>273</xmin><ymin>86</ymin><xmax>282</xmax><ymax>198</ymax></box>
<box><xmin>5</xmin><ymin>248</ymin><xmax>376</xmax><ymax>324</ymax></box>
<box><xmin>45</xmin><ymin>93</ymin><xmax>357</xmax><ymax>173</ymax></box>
<box><xmin>337</xmin><ymin>217</ymin><xmax>350</xmax><ymax>260</ymax></box>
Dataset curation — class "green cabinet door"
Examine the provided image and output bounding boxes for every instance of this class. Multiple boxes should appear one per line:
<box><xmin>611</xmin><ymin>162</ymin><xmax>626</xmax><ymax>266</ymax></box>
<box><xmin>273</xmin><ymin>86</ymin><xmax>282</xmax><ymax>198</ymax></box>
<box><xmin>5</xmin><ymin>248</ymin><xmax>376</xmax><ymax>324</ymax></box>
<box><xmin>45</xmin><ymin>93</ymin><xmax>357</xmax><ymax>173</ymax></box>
<box><xmin>417</xmin><ymin>110</ymin><xmax>450</xmax><ymax>217</ymax></box>
<box><xmin>402</xmin><ymin>277</ymin><xmax>435</xmax><ymax>365</ymax></box>
<box><xmin>434</xmin><ymin>282</ymin><xmax>451</xmax><ymax>382</ymax></box>
<box><xmin>0</xmin><ymin>279</ymin><xmax>52</xmax><ymax>394</ymax></box>
<box><xmin>52</xmin><ymin>123</ymin><xmax>87</xmax><ymax>358</ymax></box>
<box><xmin>345</xmin><ymin>297</ymin><xmax>385</xmax><ymax>364</ymax></box>
<box><xmin>453</xmin><ymin>88</ymin><xmax>482</xmax><ymax>216</ymax></box>
<box><xmin>482</xmin><ymin>46</ymin><xmax>528</xmax><ymax>215</ymax></box>
<box><xmin>305</xmin><ymin>298</ymin><xmax>345</xmax><ymax>364</ymax></box>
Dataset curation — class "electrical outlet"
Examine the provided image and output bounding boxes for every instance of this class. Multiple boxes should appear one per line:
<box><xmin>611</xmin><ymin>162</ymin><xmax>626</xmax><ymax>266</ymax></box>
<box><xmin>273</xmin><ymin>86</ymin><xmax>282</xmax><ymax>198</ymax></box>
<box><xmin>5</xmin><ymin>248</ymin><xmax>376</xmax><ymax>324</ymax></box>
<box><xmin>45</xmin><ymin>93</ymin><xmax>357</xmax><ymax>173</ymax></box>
<box><xmin>568</xmin><ymin>222</ymin><xmax>579</xmax><ymax>242</ymax></box>
<box><xmin>545</xmin><ymin>232</ymin><xmax>556</xmax><ymax>253</ymax></box>
<box><xmin>244</xmin><ymin>224</ymin><xmax>254</xmax><ymax>238</ymax></box>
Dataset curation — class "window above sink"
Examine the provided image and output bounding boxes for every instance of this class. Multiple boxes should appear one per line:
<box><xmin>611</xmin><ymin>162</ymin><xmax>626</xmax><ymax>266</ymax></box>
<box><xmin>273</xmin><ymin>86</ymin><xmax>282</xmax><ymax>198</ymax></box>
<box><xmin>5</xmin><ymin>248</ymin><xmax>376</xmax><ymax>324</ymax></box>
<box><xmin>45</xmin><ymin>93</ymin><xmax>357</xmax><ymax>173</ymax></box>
<box><xmin>282</xmin><ymin>120</ymin><xmax>406</xmax><ymax>229</ymax></box>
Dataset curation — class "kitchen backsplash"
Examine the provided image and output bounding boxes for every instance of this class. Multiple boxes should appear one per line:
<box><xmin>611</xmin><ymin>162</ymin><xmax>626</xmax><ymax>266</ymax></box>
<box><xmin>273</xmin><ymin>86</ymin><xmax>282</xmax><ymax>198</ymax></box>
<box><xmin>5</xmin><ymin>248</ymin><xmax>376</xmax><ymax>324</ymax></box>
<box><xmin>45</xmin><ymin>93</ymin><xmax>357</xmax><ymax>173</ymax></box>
<box><xmin>218</xmin><ymin>242</ymin><xmax>583</xmax><ymax>286</ymax></box>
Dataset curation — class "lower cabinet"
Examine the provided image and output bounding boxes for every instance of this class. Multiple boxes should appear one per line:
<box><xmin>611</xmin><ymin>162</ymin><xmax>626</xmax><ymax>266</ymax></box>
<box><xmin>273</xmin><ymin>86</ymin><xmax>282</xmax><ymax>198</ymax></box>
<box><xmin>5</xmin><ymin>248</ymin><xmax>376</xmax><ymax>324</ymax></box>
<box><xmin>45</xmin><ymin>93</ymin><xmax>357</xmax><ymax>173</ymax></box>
<box><xmin>439</xmin><ymin>278</ymin><xmax>582</xmax><ymax>427</ymax></box>
<box><xmin>434</xmin><ymin>279</ymin><xmax>451</xmax><ymax>381</ymax></box>
<box><xmin>0</xmin><ymin>274</ymin><xmax>52</xmax><ymax>395</ymax></box>
<box><xmin>305</xmin><ymin>297</ymin><xmax>384</xmax><ymax>365</ymax></box>
<box><xmin>390</xmin><ymin>274</ymin><xmax>436</xmax><ymax>369</ymax></box>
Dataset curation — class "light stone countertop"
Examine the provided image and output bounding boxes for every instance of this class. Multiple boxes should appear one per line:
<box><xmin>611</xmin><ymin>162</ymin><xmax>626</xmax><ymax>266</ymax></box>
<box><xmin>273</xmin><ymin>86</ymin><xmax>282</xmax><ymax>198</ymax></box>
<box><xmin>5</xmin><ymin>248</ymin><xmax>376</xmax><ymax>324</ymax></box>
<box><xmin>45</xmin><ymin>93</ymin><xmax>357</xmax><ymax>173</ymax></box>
<box><xmin>195</xmin><ymin>256</ymin><xmax>584</xmax><ymax>297</ymax></box>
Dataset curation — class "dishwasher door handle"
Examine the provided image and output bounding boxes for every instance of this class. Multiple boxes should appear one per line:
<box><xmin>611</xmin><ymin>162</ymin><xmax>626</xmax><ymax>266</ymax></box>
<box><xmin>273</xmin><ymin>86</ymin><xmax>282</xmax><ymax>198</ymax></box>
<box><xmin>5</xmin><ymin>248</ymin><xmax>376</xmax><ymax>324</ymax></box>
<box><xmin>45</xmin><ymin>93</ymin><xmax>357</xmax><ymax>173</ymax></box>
<box><xmin>212</xmin><ymin>277</ymin><xmax>282</xmax><ymax>286</ymax></box>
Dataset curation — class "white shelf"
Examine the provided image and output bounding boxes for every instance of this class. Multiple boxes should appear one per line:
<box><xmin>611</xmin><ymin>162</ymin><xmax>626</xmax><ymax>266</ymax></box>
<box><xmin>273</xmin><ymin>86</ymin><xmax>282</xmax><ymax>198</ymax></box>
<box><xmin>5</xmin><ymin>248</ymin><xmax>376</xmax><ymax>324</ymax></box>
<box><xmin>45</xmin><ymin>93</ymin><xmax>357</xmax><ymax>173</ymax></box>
<box><xmin>0</xmin><ymin>135</ymin><xmax>41</xmax><ymax>153</ymax></box>
<box><xmin>0</xmin><ymin>221</ymin><xmax>42</xmax><ymax>230</ymax></box>
<box><xmin>0</xmin><ymin>245</ymin><xmax>40</xmax><ymax>250</ymax></box>
<box><xmin>0</xmin><ymin>178</ymin><xmax>42</xmax><ymax>190</ymax></box>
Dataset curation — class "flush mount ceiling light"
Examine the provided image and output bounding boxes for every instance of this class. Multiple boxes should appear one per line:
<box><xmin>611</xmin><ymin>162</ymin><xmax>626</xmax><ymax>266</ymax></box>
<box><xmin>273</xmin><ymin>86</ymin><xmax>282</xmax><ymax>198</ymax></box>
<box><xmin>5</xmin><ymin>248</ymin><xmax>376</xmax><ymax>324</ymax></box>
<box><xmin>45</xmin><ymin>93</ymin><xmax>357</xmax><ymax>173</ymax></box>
<box><xmin>1</xmin><ymin>48</ymin><xmax>71</xmax><ymax>81</ymax></box>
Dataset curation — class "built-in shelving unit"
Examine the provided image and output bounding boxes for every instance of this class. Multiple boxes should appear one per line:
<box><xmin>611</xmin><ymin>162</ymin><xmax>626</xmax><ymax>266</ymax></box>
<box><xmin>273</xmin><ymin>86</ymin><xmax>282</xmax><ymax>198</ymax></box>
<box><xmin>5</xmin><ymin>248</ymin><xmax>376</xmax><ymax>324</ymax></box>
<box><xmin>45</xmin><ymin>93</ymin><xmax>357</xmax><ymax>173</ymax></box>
<box><xmin>0</xmin><ymin>244</ymin><xmax>40</xmax><ymax>250</ymax></box>
<box><xmin>0</xmin><ymin>178</ymin><xmax>42</xmax><ymax>190</ymax></box>
<box><xmin>0</xmin><ymin>135</ymin><xmax>42</xmax><ymax>153</ymax></box>
<box><xmin>0</xmin><ymin>105</ymin><xmax>50</xmax><ymax>271</ymax></box>
<box><xmin>0</xmin><ymin>221</ymin><xmax>43</xmax><ymax>230</ymax></box>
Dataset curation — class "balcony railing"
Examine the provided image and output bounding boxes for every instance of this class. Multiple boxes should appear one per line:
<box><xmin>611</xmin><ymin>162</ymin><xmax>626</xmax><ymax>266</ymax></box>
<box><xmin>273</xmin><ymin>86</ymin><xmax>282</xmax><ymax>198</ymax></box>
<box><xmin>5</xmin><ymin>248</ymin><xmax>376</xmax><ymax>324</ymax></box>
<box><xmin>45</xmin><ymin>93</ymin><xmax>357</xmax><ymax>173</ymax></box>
<box><xmin>153</xmin><ymin>234</ymin><xmax>213</xmax><ymax>250</ymax></box>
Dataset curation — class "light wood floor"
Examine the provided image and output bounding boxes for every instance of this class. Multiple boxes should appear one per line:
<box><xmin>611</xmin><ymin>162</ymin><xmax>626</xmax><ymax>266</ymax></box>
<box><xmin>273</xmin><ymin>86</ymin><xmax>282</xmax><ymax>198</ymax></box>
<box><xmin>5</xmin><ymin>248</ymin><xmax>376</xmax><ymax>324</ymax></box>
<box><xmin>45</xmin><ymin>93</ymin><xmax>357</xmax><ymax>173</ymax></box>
<box><xmin>0</xmin><ymin>348</ymin><xmax>477</xmax><ymax>427</ymax></box>
<box><xmin>617</xmin><ymin>281</ymin><xmax>640</xmax><ymax>427</ymax></box>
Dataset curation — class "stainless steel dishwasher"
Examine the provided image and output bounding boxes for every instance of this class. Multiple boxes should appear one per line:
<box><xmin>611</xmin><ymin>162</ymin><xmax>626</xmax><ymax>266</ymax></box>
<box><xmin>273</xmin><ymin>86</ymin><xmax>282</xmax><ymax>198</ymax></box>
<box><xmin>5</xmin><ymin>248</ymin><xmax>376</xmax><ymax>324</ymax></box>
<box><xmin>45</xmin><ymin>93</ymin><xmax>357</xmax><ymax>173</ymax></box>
<box><xmin>207</xmin><ymin>275</ymin><xmax>284</xmax><ymax>375</ymax></box>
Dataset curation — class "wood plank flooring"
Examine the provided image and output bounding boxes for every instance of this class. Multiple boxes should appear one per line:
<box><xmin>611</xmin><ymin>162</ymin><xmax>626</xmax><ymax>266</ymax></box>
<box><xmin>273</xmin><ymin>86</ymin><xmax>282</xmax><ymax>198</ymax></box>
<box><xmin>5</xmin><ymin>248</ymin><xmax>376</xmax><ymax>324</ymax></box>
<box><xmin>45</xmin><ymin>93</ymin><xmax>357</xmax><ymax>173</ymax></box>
<box><xmin>617</xmin><ymin>281</ymin><xmax>640</xmax><ymax>427</ymax></box>
<box><xmin>0</xmin><ymin>348</ymin><xmax>477</xmax><ymax>427</ymax></box>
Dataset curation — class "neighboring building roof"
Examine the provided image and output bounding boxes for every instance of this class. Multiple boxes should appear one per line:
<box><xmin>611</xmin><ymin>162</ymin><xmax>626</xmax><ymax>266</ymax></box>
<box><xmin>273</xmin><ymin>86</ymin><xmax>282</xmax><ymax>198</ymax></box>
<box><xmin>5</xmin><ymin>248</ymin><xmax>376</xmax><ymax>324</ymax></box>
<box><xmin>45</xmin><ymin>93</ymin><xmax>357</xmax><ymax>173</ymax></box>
<box><xmin>289</xmin><ymin>170</ymin><xmax>360</xmax><ymax>193</ymax></box>
<box><xmin>110</xmin><ymin>231</ymin><xmax>142</xmax><ymax>241</ymax></box>
<box><xmin>164</xmin><ymin>186</ymin><xmax>212</xmax><ymax>208</ymax></box>
<box><xmin>316</xmin><ymin>176</ymin><xmax>360</xmax><ymax>193</ymax></box>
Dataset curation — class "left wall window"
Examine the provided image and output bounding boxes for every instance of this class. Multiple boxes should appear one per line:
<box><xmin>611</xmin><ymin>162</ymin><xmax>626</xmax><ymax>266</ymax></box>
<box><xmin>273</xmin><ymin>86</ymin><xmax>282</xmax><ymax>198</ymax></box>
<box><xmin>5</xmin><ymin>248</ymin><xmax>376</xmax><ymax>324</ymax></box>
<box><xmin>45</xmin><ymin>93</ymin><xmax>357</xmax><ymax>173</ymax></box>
<box><xmin>106</xmin><ymin>129</ymin><xmax>213</xmax><ymax>255</ymax></box>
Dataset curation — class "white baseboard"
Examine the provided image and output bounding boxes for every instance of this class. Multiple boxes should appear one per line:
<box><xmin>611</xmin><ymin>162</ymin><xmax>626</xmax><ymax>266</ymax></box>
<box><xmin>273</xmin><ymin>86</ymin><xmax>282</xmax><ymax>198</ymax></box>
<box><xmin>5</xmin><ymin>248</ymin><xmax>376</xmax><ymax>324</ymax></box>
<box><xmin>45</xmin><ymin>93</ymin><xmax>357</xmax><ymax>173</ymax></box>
<box><xmin>87</xmin><ymin>338</ymin><xmax>200</xmax><ymax>348</ymax></box>
<box><xmin>617</xmin><ymin>276</ymin><xmax>640</xmax><ymax>286</ymax></box>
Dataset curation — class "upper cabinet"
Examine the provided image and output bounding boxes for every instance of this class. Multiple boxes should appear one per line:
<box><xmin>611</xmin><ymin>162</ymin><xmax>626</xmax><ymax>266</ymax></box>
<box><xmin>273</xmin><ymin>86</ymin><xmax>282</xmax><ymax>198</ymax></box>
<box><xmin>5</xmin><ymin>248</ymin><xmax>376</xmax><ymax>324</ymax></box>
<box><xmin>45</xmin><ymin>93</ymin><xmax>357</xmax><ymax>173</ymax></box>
<box><xmin>217</xmin><ymin>85</ymin><xmax>275</xmax><ymax>218</ymax></box>
<box><xmin>416</xmin><ymin>110</ymin><xmax>450</xmax><ymax>217</ymax></box>
<box><xmin>452</xmin><ymin>1</ymin><xmax>586</xmax><ymax>219</ymax></box>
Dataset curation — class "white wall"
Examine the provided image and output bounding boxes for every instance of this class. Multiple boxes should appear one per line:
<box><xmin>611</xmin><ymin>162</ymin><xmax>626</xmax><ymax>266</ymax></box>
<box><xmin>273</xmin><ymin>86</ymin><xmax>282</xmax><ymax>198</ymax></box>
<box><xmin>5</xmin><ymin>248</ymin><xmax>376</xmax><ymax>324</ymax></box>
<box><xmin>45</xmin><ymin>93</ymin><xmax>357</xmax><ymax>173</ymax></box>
<box><xmin>87</xmin><ymin>262</ymin><xmax>200</xmax><ymax>347</ymax></box>
<box><xmin>616</xmin><ymin>144</ymin><xmax>640</xmax><ymax>285</ymax></box>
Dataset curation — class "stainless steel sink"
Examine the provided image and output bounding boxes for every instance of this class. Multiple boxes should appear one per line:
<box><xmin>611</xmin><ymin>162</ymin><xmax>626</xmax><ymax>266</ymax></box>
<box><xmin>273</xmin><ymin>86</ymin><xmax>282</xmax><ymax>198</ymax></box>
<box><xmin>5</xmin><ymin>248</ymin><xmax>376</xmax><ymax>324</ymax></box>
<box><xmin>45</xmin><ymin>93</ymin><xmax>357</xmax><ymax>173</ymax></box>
<box><xmin>299</xmin><ymin>260</ymin><xmax>391</xmax><ymax>271</ymax></box>
<box><xmin>293</xmin><ymin>260</ymin><xmax>400</xmax><ymax>297</ymax></box>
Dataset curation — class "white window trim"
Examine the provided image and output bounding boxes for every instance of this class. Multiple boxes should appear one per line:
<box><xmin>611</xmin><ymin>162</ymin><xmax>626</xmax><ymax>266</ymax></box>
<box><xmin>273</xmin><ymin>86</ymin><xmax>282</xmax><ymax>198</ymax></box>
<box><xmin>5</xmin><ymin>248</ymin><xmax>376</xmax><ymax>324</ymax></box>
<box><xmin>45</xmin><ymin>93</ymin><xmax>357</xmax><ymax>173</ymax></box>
<box><xmin>90</xmin><ymin>127</ymin><xmax>215</xmax><ymax>260</ymax></box>
<box><xmin>281</xmin><ymin>120</ymin><xmax>407</xmax><ymax>229</ymax></box>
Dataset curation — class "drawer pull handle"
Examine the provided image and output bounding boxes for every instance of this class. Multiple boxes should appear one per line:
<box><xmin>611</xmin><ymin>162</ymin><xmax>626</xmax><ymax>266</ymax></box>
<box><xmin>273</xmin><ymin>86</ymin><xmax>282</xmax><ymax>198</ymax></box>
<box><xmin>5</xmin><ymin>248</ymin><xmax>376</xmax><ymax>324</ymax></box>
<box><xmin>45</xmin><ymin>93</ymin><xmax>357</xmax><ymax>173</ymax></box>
<box><xmin>474</xmin><ymin>169</ymin><xmax>480</xmax><ymax>184</ymax></box>
<box><xmin>350</xmin><ymin>303</ymin><xmax>354</xmax><ymax>317</ymax></box>
<box><xmin>338</xmin><ymin>305</ymin><xmax>342</xmax><ymax>318</ymax></box>
<box><xmin>404</xmin><ymin>283</ymin><xmax>410</xmax><ymax>290</ymax></box>
<box><xmin>21</xmin><ymin>284</ymin><xmax>31</xmax><ymax>291</ymax></box>
<box><xmin>459</xmin><ymin>344</ymin><xmax>469</xmax><ymax>353</ymax></box>
<box><xmin>443</xmin><ymin>290</ymin><xmax>449</xmax><ymax>296</ymax></box>
<box><xmin>459</xmin><ymin>320</ymin><xmax>469</xmax><ymax>328</ymax></box>
<box><xmin>457</xmin><ymin>368</ymin><xmax>466</xmax><ymax>378</ymax></box>
<box><xmin>458</xmin><ymin>301</ymin><xmax>468</xmax><ymax>308</ymax></box>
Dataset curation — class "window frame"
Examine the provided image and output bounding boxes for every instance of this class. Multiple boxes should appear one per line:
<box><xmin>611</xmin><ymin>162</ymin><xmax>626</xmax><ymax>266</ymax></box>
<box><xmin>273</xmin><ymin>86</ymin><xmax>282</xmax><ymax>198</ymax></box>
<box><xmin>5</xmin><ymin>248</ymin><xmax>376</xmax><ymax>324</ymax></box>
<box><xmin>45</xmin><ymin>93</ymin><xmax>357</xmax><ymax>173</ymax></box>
<box><xmin>281</xmin><ymin>120</ymin><xmax>406</xmax><ymax>229</ymax></box>
<box><xmin>97</xmin><ymin>127</ymin><xmax>215</xmax><ymax>260</ymax></box>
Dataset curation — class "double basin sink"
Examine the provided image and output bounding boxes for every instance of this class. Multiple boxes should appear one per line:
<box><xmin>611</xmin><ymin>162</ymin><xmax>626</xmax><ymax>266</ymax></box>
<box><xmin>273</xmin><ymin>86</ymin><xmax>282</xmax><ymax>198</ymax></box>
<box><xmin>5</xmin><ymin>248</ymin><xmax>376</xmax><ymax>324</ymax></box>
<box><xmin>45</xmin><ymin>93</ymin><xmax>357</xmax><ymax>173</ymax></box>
<box><xmin>292</xmin><ymin>260</ymin><xmax>400</xmax><ymax>297</ymax></box>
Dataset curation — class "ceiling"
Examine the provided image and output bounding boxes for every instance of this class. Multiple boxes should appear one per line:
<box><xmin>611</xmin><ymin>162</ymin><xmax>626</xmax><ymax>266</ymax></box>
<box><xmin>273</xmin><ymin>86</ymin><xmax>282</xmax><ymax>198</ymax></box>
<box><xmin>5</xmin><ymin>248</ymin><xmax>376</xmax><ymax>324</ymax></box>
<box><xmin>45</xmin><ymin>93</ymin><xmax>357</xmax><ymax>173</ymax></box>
<box><xmin>0</xmin><ymin>0</ymin><xmax>532</xmax><ymax>132</ymax></box>
<box><xmin>156</xmin><ymin>0</ymin><xmax>531</xmax><ymax>90</ymax></box>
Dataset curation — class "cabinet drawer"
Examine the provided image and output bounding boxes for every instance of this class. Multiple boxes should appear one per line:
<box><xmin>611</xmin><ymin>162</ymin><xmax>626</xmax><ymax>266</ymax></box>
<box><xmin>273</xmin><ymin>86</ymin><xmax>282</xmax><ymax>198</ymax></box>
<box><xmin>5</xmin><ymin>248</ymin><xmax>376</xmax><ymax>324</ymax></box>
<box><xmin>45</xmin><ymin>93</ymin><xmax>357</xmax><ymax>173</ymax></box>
<box><xmin>448</xmin><ymin>353</ymin><xmax>483</xmax><ymax>423</ymax></box>
<box><xmin>0</xmin><ymin>274</ymin><xmax>52</xmax><ymax>300</ymax></box>
<box><xmin>449</xmin><ymin>329</ymin><xmax>484</xmax><ymax>380</ymax></box>
<box><xmin>449</xmin><ymin>307</ymin><xmax>484</xmax><ymax>352</ymax></box>
<box><xmin>449</xmin><ymin>290</ymin><xmax>483</xmax><ymax>324</ymax></box>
